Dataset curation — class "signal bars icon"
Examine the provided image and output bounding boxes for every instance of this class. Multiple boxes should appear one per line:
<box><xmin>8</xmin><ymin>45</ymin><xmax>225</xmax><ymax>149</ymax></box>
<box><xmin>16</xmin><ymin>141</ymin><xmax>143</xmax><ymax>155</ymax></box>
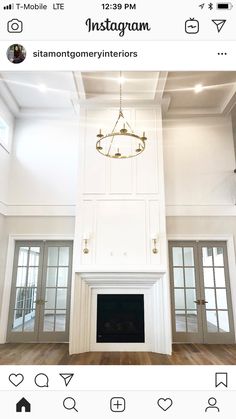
<box><xmin>3</xmin><ymin>3</ymin><xmax>14</xmax><ymax>9</ymax></box>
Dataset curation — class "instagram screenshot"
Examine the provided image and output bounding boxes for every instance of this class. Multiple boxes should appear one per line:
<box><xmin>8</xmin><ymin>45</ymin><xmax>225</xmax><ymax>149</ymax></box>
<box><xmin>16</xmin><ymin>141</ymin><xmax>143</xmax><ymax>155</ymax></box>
<box><xmin>0</xmin><ymin>0</ymin><xmax>236</xmax><ymax>417</ymax></box>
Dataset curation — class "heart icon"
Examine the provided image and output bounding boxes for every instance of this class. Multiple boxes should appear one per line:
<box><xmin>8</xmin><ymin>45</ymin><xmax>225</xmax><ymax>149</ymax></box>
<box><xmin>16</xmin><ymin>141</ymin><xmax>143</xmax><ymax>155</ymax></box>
<box><xmin>157</xmin><ymin>398</ymin><xmax>173</xmax><ymax>411</ymax></box>
<box><xmin>9</xmin><ymin>373</ymin><xmax>24</xmax><ymax>387</ymax></box>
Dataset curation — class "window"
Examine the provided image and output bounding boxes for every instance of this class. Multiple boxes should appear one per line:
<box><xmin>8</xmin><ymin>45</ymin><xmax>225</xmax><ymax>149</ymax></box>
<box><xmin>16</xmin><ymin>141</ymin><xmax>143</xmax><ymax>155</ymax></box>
<box><xmin>0</xmin><ymin>117</ymin><xmax>10</xmax><ymax>152</ymax></box>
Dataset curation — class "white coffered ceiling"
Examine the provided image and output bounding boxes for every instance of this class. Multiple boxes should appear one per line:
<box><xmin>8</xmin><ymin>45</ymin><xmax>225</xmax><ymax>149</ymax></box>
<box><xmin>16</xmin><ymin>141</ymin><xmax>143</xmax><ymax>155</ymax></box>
<box><xmin>77</xmin><ymin>71</ymin><xmax>161</xmax><ymax>101</ymax></box>
<box><xmin>164</xmin><ymin>71</ymin><xmax>236</xmax><ymax>116</ymax></box>
<box><xmin>0</xmin><ymin>71</ymin><xmax>236</xmax><ymax>119</ymax></box>
<box><xmin>0</xmin><ymin>72</ymin><xmax>78</xmax><ymax>116</ymax></box>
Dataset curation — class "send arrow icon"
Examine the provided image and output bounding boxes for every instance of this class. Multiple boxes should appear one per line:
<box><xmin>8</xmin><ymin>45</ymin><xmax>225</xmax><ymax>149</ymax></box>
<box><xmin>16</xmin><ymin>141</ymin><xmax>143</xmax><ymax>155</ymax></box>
<box><xmin>59</xmin><ymin>373</ymin><xmax>74</xmax><ymax>387</ymax></box>
<box><xmin>212</xmin><ymin>19</ymin><xmax>226</xmax><ymax>33</ymax></box>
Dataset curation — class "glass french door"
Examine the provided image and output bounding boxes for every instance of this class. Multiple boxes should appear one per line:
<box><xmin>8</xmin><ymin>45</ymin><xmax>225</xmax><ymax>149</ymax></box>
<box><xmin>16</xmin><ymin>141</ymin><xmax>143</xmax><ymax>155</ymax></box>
<box><xmin>7</xmin><ymin>241</ymin><xmax>73</xmax><ymax>343</ymax></box>
<box><xmin>169</xmin><ymin>241</ymin><xmax>235</xmax><ymax>344</ymax></box>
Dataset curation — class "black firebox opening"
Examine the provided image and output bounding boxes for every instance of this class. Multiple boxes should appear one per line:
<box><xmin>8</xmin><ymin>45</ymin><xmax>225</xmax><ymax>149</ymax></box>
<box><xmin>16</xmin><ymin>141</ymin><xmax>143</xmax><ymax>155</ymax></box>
<box><xmin>96</xmin><ymin>294</ymin><xmax>145</xmax><ymax>343</ymax></box>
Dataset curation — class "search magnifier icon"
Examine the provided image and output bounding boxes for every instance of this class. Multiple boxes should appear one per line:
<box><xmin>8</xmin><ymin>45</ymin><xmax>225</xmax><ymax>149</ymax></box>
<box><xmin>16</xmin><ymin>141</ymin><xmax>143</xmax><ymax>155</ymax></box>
<box><xmin>63</xmin><ymin>397</ymin><xmax>78</xmax><ymax>412</ymax></box>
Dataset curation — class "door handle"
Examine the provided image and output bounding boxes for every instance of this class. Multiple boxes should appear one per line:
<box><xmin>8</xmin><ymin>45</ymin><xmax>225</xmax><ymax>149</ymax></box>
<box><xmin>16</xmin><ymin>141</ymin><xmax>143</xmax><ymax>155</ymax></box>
<box><xmin>34</xmin><ymin>299</ymin><xmax>48</xmax><ymax>305</ymax></box>
<box><xmin>34</xmin><ymin>299</ymin><xmax>42</xmax><ymax>305</ymax></box>
<box><xmin>194</xmin><ymin>299</ymin><xmax>208</xmax><ymax>306</ymax></box>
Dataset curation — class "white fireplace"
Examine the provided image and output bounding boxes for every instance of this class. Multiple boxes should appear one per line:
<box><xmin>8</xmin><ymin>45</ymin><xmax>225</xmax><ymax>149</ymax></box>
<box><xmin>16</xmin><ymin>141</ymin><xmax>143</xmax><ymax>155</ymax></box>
<box><xmin>71</xmin><ymin>96</ymin><xmax>172</xmax><ymax>355</ymax></box>
<box><xmin>69</xmin><ymin>271</ymin><xmax>172</xmax><ymax>355</ymax></box>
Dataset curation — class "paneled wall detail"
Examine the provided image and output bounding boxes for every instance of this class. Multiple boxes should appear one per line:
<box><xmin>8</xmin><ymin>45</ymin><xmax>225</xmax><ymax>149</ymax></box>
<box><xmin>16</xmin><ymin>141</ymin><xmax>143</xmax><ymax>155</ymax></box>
<box><xmin>76</xmin><ymin>106</ymin><xmax>166</xmax><ymax>269</ymax></box>
<box><xmin>80</xmin><ymin>199</ymin><xmax>161</xmax><ymax>266</ymax></box>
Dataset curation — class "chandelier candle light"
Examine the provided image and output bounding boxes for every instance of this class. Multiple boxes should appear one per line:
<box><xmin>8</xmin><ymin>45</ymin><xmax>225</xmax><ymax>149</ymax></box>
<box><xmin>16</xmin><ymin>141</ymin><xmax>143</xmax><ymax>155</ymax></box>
<box><xmin>96</xmin><ymin>72</ymin><xmax>147</xmax><ymax>159</ymax></box>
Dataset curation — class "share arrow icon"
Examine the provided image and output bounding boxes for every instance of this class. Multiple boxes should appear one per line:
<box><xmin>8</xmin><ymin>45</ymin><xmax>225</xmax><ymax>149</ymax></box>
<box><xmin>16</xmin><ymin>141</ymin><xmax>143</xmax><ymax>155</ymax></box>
<box><xmin>212</xmin><ymin>19</ymin><xmax>226</xmax><ymax>33</ymax></box>
<box><xmin>59</xmin><ymin>373</ymin><xmax>74</xmax><ymax>387</ymax></box>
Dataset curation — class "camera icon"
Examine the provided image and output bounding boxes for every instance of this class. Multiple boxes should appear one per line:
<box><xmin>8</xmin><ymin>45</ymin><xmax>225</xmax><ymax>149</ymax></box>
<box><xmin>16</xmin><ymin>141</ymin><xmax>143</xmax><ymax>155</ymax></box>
<box><xmin>7</xmin><ymin>19</ymin><xmax>23</xmax><ymax>33</ymax></box>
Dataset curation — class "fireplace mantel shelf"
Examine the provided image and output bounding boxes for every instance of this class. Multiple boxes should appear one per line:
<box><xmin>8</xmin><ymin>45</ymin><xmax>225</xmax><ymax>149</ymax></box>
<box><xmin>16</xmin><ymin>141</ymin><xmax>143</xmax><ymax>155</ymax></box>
<box><xmin>75</xmin><ymin>265</ymin><xmax>167</xmax><ymax>274</ymax></box>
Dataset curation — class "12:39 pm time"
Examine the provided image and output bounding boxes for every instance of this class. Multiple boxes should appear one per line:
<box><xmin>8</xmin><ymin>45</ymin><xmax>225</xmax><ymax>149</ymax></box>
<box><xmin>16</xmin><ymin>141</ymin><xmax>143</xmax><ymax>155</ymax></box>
<box><xmin>101</xmin><ymin>3</ymin><xmax>137</xmax><ymax>10</ymax></box>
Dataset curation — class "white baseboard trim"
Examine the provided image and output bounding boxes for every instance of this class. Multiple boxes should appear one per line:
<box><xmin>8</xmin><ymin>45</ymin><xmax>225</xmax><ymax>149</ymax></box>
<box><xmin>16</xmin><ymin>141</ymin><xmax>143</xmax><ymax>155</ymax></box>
<box><xmin>0</xmin><ymin>201</ymin><xmax>7</xmax><ymax>216</ymax></box>
<box><xmin>2</xmin><ymin>203</ymin><xmax>236</xmax><ymax>218</ymax></box>
<box><xmin>0</xmin><ymin>204</ymin><xmax>76</xmax><ymax>217</ymax></box>
<box><xmin>166</xmin><ymin>205</ymin><xmax>236</xmax><ymax>217</ymax></box>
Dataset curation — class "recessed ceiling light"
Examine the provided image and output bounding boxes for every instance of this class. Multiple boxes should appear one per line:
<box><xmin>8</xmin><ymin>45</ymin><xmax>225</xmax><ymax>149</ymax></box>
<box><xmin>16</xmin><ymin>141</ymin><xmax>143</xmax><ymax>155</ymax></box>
<box><xmin>117</xmin><ymin>76</ymin><xmax>125</xmax><ymax>85</ymax></box>
<box><xmin>194</xmin><ymin>83</ymin><xmax>204</xmax><ymax>93</ymax></box>
<box><xmin>38</xmin><ymin>83</ymin><xmax>47</xmax><ymax>93</ymax></box>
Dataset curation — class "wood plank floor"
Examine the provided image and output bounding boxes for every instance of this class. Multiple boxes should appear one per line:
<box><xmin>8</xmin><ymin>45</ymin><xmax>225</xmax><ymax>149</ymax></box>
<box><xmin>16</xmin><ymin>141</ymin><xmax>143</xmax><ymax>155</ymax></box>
<box><xmin>0</xmin><ymin>343</ymin><xmax>236</xmax><ymax>364</ymax></box>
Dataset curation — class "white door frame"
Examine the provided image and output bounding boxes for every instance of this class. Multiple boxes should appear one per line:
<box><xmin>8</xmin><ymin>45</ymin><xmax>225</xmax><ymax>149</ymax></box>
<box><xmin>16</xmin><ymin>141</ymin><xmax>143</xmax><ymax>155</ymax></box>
<box><xmin>0</xmin><ymin>234</ymin><xmax>74</xmax><ymax>344</ymax></box>
<box><xmin>167</xmin><ymin>234</ymin><xmax>236</xmax><ymax>342</ymax></box>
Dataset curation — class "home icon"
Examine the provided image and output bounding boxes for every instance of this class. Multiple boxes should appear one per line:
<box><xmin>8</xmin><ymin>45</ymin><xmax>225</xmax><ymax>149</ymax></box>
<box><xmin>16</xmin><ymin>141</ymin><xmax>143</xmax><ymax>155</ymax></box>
<box><xmin>16</xmin><ymin>397</ymin><xmax>31</xmax><ymax>413</ymax></box>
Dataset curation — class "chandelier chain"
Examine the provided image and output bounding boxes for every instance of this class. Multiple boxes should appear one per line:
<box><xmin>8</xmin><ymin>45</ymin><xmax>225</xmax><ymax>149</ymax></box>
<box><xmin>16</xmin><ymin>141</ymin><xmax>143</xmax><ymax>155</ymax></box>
<box><xmin>96</xmin><ymin>71</ymin><xmax>147</xmax><ymax>159</ymax></box>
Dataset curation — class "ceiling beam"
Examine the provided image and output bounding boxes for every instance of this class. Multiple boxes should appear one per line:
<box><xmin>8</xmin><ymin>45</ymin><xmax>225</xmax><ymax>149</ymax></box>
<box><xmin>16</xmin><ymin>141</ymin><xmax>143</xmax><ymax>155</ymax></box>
<box><xmin>0</xmin><ymin>74</ymin><xmax>20</xmax><ymax>116</ymax></box>
<box><xmin>73</xmin><ymin>72</ymin><xmax>86</xmax><ymax>101</ymax></box>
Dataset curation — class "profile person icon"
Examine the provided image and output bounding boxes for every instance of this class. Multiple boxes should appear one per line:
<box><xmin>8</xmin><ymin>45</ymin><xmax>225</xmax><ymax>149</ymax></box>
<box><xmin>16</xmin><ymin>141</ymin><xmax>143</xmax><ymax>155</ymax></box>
<box><xmin>7</xmin><ymin>44</ymin><xmax>26</xmax><ymax>64</ymax></box>
<box><xmin>205</xmin><ymin>397</ymin><xmax>220</xmax><ymax>412</ymax></box>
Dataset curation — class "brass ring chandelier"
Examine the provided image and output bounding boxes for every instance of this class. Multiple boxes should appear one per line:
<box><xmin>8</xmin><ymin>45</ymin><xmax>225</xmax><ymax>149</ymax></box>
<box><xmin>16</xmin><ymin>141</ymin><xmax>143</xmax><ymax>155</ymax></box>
<box><xmin>96</xmin><ymin>72</ymin><xmax>147</xmax><ymax>159</ymax></box>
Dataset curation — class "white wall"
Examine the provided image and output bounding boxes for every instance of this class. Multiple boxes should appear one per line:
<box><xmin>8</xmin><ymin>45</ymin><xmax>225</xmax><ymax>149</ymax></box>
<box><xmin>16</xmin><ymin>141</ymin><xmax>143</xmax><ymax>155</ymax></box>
<box><xmin>167</xmin><ymin>216</ymin><xmax>236</xmax><ymax>238</ymax></box>
<box><xmin>8</xmin><ymin>118</ymin><xmax>79</xmax><ymax>206</ymax></box>
<box><xmin>0</xmin><ymin>95</ymin><xmax>14</xmax><ymax>207</ymax></box>
<box><xmin>75</xmin><ymin>106</ymin><xmax>167</xmax><ymax>269</ymax></box>
<box><xmin>6</xmin><ymin>216</ymin><xmax>75</xmax><ymax>236</ymax></box>
<box><xmin>0</xmin><ymin>214</ymin><xmax>7</xmax><ymax>310</ymax></box>
<box><xmin>163</xmin><ymin>116</ymin><xmax>235</xmax><ymax>207</ymax></box>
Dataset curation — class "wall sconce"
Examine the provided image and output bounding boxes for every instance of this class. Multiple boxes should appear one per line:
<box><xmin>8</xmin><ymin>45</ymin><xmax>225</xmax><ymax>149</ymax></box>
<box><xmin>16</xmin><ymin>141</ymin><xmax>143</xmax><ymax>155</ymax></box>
<box><xmin>151</xmin><ymin>235</ymin><xmax>158</xmax><ymax>254</ymax></box>
<box><xmin>83</xmin><ymin>233</ymin><xmax>90</xmax><ymax>254</ymax></box>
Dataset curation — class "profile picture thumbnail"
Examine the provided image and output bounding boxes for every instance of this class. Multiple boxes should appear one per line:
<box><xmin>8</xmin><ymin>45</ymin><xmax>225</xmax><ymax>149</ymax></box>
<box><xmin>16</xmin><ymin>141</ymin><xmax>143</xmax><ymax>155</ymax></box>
<box><xmin>7</xmin><ymin>44</ymin><xmax>26</xmax><ymax>64</ymax></box>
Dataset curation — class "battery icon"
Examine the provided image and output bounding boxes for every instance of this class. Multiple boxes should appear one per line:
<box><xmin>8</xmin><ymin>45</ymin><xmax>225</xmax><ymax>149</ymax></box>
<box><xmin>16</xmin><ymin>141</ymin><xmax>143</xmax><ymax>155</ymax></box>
<box><xmin>217</xmin><ymin>2</ymin><xmax>233</xmax><ymax>9</ymax></box>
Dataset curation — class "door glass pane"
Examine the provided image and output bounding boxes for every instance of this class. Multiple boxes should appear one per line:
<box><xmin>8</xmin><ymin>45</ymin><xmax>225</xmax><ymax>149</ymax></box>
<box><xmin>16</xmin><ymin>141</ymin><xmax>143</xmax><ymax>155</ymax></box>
<box><xmin>174</xmin><ymin>289</ymin><xmax>185</xmax><ymax>309</ymax></box>
<box><xmin>24</xmin><ymin>288</ymin><xmax>37</xmax><ymax>311</ymax></box>
<box><xmin>173</xmin><ymin>268</ymin><xmax>184</xmax><ymax>287</ymax></box>
<box><xmin>28</xmin><ymin>267</ymin><xmax>38</xmax><ymax>287</ymax></box>
<box><xmin>18</xmin><ymin>247</ymin><xmax>29</xmax><ymax>266</ymax></box>
<box><xmin>183</xmin><ymin>247</ymin><xmax>194</xmax><ymax>266</ymax></box>
<box><xmin>203</xmin><ymin>268</ymin><xmax>214</xmax><ymax>287</ymax></box>
<box><xmin>45</xmin><ymin>289</ymin><xmax>56</xmax><ymax>309</ymax></box>
<box><xmin>16</xmin><ymin>267</ymin><xmax>27</xmax><ymax>287</ymax></box>
<box><xmin>29</xmin><ymin>247</ymin><xmax>40</xmax><ymax>266</ymax></box>
<box><xmin>43</xmin><ymin>310</ymin><xmax>55</xmax><ymax>332</ymax></box>
<box><xmin>12</xmin><ymin>310</ymin><xmax>23</xmax><ymax>331</ymax></box>
<box><xmin>23</xmin><ymin>311</ymin><xmax>36</xmax><ymax>332</ymax></box>
<box><xmin>186</xmin><ymin>311</ymin><xmax>198</xmax><ymax>333</ymax></box>
<box><xmin>59</xmin><ymin>247</ymin><xmax>69</xmax><ymax>266</ymax></box>
<box><xmin>55</xmin><ymin>311</ymin><xmax>66</xmax><ymax>331</ymax></box>
<box><xmin>175</xmin><ymin>311</ymin><xmax>186</xmax><ymax>332</ymax></box>
<box><xmin>202</xmin><ymin>247</ymin><xmax>213</xmax><ymax>266</ymax></box>
<box><xmin>185</xmin><ymin>268</ymin><xmax>195</xmax><ymax>287</ymax></box>
<box><xmin>206</xmin><ymin>311</ymin><xmax>218</xmax><ymax>333</ymax></box>
<box><xmin>46</xmin><ymin>267</ymin><xmax>57</xmax><ymax>287</ymax></box>
<box><xmin>56</xmin><ymin>289</ymin><xmax>67</xmax><ymax>309</ymax></box>
<box><xmin>205</xmin><ymin>289</ymin><xmax>216</xmax><ymax>309</ymax></box>
<box><xmin>213</xmin><ymin>247</ymin><xmax>224</xmax><ymax>266</ymax></box>
<box><xmin>215</xmin><ymin>268</ymin><xmax>226</xmax><ymax>288</ymax></box>
<box><xmin>15</xmin><ymin>288</ymin><xmax>25</xmax><ymax>309</ymax></box>
<box><xmin>58</xmin><ymin>267</ymin><xmax>68</xmax><ymax>287</ymax></box>
<box><xmin>172</xmin><ymin>247</ymin><xmax>183</xmax><ymax>266</ymax></box>
<box><xmin>216</xmin><ymin>289</ymin><xmax>227</xmax><ymax>309</ymax></box>
<box><xmin>218</xmin><ymin>311</ymin><xmax>229</xmax><ymax>332</ymax></box>
<box><xmin>47</xmin><ymin>247</ymin><xmax>59</xmax><ymax>266</ymax></box>
<box><xmin>186</xmin><ymin>289</ymin><xmax>196</xmax><ymax>310</ymax></box>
